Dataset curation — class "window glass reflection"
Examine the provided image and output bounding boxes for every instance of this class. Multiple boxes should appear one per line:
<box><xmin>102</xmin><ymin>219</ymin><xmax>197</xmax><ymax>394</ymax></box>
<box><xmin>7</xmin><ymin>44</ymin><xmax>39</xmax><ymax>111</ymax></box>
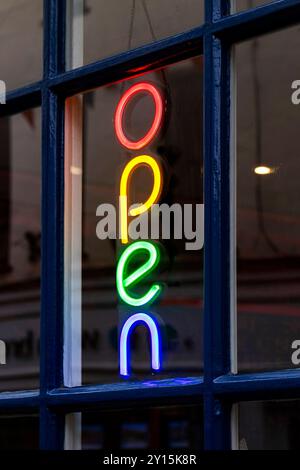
<box><xmin>66</xmin><ymin>0</ymin><xmax>204</xmax><ymax>69</ymax></box>
<box><xmin>233</xmin><ymin>0</ymin><xmax>277</xmax><ymax>13</ymax></box>
<box><xmin>65</xmin><ymin>58</ymin><xmax>204</xmax><ymax>385</ymax></box>
<box><xmin>0</xmin><ymin>0</ymin><xmax>43</xmax><ymax>90</ymax></box>
<box><xmin>0</xmin><ymin>109</ymin><xmax>41</xmax><ymax>390</ymax></box>
<box><xmin>80</xmin><ymin>405</ymin><xmax>203</xmax><ymax>450</ymax></box>
<box><xmin>239</xmin><ymin>400</ymin><xmax>300</xmax><ymax>450</ymax></box>
<box><xmin>0</xmin><ymin>415</ymin><xmax>39</xmax><ymax>449</ymax></box>
<box><xmin>236</xmin><ymin>25</ymin><xmax>300</xmax><ymax>371</ymax></box>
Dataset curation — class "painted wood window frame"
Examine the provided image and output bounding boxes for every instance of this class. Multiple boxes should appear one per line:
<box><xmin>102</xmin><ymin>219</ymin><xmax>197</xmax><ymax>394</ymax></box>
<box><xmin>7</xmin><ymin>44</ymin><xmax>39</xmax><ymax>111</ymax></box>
<box><xmin>1</xmin><ymin>0</ymin><xmax>300</xmax><ymax>450</ymax></box>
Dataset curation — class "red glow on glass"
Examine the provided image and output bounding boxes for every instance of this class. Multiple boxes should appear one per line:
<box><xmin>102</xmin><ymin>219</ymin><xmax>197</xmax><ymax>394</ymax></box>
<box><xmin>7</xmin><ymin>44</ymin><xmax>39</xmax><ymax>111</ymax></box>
<box><xmin>114</xmin><ymin>82</ymin><xmax>164</xmax><ymax>150</ymax></box>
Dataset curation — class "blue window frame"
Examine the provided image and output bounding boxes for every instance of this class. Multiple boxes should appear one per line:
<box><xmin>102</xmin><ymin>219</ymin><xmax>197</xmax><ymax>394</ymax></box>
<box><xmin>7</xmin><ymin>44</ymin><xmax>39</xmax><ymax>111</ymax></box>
<box><xmin>1</xmin><ymin>0</ymin><xmax>300</xmax><ymax>450</ymax></box>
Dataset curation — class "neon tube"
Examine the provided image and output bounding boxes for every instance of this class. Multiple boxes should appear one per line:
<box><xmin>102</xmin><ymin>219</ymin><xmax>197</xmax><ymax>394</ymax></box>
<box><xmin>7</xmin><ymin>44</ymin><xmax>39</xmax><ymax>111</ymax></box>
<box><xmin>120</xmin><ymin>155</ymin><xmax>162</xmax><ymax>244</ymax></box>
<box><xmin>114</xmin><ymin>82</ymin><xmax>164</xmax><ymax>150</ymax></box>
<box><xmin>119</xmin><ymin>313</ymin><xmax>161</xmax><ymax>376</ymax></box>
<box><xmin>116</xmin><ymin>241</ymin><xmax>162</xmax><ymax>307</ymax></box>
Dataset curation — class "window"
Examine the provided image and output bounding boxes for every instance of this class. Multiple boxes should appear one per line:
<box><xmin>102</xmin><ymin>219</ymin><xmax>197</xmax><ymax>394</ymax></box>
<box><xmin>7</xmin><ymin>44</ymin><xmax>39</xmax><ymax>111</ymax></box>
<box><xmin>0</xmin><ymin>0</ymin><xmax>300</xmax><ymax>451</ymax></box>
<box><xmin>0</xmin><ymin>415</ymin><xmax>39</xmax><ymax>450</ymax></box>
<box><xmin>232</xmin><ymin>0</ymin><xmax>278</xmax><ymax>13</ymax></box>
<box><xmin>79</xmin><ymin>404</ymin><xmax>204</xmax><ymax>450</ymax></box>
<box><xmin>65</xmin><ymin>57</ymin><xmax>204</xmax><ymax>386</ymax></box>
<box><xmin>236</xmin><ymin>25</ymin><xmax>300</xmax><ymax>372</ymax></box>
<box><xmin>238</xmin><ymin>399</ymin><xmax>300</xmax><ymax>449</ymax></box>
<box><xmin>0</xmin><ymin>0</ymin><xmax>43</xmax><ymax>90</ymax></box>
<box><xmin>0</xmin><ymin>108</ymin><xmax>41</xmax><ymax>391</ymax></box>
<box><xmin>66</xmin><ymin>0</ymin><xmax>205</xmax><ymax>69</ymax></box>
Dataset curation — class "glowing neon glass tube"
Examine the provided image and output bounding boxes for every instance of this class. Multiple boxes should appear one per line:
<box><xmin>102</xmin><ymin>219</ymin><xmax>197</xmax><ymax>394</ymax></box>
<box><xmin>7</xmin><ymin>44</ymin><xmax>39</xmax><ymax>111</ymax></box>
<box><xmin>116</xmin><ymin>241</ymin><xmax>162</xmax><ymax>307</ymax></box>
<box><xmin>120</xmin><ymin>155</ymin><xmax>162</xmax><ymax>244</ymax></box>
<box><xmin>115</xmin><ymin>81</ymin><xmax>166</xmax><ymax>377</ymax></box>
<box><xmin>119</xmin><ymin>313</ymin><xmax>161</xmax><ymax>376</ymax></box>
<box><xmin>114</xmin><ymin>82</ymin><xmax>164</xmax><ymax>150</ymax></box>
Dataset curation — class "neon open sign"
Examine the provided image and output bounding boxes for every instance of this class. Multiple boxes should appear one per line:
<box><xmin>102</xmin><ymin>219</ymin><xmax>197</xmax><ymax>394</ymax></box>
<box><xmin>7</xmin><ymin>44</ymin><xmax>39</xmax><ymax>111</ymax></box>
<box><xmin>115</xmin><ymin>81</ymin><xmax>165</xmax><ymax>378</ymax></box>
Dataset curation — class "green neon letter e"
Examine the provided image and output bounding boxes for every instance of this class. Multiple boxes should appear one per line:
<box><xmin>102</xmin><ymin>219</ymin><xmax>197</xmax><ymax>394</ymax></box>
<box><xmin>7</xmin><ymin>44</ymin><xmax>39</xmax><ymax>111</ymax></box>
<box><xmin>116</xmin><ymin>241</ymin><xmax>162</xmax><ymax>307</ymax></box>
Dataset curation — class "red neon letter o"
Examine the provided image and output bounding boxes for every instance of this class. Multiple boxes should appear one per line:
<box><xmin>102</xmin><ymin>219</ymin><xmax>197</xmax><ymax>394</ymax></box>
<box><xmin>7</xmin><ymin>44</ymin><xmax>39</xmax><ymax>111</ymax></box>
<box><xmin>114</xmin><ymin>82</ymin><xmax>164</xmax><ymax>150</ymax></box>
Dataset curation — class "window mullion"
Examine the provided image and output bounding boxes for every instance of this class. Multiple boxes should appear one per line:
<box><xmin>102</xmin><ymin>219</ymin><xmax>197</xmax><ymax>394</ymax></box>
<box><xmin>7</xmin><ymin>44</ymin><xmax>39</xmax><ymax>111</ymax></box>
<box><xmin>39</xmin><ymin>0</ymin><xmax>66</xmax><ymax>450</ymax></box>
<box><xmin>203</xmin><ymin>0</ymin><xmax>232</xmax><ymax>450</ymax></box>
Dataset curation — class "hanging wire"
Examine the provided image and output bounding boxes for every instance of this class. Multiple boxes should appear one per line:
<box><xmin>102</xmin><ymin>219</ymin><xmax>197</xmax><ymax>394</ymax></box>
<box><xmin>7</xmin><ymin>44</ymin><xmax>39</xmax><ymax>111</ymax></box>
<box><xmin>120</xmin><ymin>0</ymin><xmax>137</xmax><ymax>95</ymax></box>
<box><xmin>141</xmin><ymin>0</ymin><xmax>168</xmax><ymax>88</ymax></box>
<box><xmin>121</xmin><ymin>0</ymin><xmax>169</xmax><ymax>93</ymax></box>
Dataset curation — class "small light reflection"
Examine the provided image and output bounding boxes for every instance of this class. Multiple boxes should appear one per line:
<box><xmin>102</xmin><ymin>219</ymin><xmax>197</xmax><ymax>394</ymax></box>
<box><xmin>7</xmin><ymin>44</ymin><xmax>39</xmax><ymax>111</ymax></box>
<box><xmin>70</xmin><ymin>165</ymin><xmax>82</xmax><ymax>176</ymax></box>
<box><xmin>254</xmin><ymin>166</ymin><xmax>275</xmax><ymax>175</ymax></box>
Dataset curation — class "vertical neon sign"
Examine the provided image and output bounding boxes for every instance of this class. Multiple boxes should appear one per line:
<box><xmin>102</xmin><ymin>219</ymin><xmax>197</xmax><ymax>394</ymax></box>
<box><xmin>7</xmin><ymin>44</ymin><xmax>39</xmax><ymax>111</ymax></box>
<box><xmin>114</xmin><ymin>82</ymin><xmax>165</xmax><ymax>377</ymax></box>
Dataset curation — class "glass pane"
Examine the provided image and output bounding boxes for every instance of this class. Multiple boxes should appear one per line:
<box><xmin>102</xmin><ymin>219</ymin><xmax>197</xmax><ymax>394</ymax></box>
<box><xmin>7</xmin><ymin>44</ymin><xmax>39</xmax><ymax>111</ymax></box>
<box><xmin>236</xmin><ymin>25</ymin><xmax>300</xmax><ymax>372</ymax></box>
<box><xmin>0</xmin><ymin>1</ymin><xmax>43</xmax><ymax>90</ymax></box>
<box><xmin>239</xmin><ymin>400</ymin><xmax>300</xmax><ymax>450</ymax></box>
<box><xmin>67</xmin><ymin>405</ymin><xmax>203</xmax><ymax>450</ymax></box>
<box><xmin>0</xmin><ymin>108</ymin><xmax>41</xmax><ymax>390</ymax></box>
<box><xmin>66</xmin><ymin>0</ymin><xmax>204</xmax><ymax>69</ymax></box>
<box><xmin>64</xmin><ymin>57</ymin><xmax>204</xmax><ymax>385</ymax></box>
<box><xmin>0</xmin><ymin>415</ymin><xmax>39</xmax><ymax>449</ymax></box>
<box><xmin>232</xmin><ymin>0</ymin><xmax>277</xmax><ymax>13</ymax></box>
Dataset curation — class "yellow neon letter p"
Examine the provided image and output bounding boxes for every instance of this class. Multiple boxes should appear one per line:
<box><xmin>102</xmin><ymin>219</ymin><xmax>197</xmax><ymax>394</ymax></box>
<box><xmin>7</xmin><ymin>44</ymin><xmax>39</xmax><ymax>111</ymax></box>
<box><xmin>120</xmin><ymin>155</ymin><xmax>162</xmax><ymax>244</ymax></box>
